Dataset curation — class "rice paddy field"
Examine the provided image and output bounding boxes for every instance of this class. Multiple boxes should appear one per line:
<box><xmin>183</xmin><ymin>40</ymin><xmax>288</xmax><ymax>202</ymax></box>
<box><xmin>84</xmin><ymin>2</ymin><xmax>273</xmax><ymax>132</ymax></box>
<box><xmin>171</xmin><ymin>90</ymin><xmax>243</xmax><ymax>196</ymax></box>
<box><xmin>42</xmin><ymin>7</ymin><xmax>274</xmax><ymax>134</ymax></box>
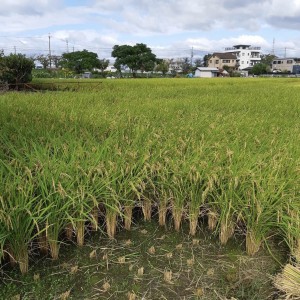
<box><xmin>0</xmin><ymin>77</ymin><xmax>300</xmax><ymax>299</ymax></box>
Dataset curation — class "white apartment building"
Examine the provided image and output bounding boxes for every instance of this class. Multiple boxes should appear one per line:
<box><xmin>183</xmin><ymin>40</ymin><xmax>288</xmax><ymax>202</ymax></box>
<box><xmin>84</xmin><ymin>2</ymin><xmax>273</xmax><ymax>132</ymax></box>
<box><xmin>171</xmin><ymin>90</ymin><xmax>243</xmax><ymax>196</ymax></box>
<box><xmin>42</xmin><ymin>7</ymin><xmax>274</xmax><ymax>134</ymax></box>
<box><xmin>225</xmin><ymin>45</ymin><xmax>261</xmax><ymax>70</ymax></box>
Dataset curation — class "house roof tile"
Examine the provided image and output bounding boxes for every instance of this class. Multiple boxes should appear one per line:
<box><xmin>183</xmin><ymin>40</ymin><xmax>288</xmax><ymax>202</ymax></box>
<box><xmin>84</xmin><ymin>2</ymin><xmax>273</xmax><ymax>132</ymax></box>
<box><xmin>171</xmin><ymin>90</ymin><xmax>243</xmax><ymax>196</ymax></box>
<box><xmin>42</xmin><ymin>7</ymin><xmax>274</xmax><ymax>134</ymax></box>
<box><xmin>210</xmin><ymin>52</ymin><xmax>237</xmax><ymax>59</ymax></box>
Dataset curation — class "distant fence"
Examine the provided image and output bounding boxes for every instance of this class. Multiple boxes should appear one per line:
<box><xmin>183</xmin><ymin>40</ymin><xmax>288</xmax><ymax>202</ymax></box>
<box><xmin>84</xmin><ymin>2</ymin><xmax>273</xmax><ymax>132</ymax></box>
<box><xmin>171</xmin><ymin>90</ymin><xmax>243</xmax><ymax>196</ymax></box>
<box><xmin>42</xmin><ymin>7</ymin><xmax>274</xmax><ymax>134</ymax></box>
<box><xmin>0</xmin><ymin>81</ymin><xmax>103</xmax><ymax>92</ymax></box>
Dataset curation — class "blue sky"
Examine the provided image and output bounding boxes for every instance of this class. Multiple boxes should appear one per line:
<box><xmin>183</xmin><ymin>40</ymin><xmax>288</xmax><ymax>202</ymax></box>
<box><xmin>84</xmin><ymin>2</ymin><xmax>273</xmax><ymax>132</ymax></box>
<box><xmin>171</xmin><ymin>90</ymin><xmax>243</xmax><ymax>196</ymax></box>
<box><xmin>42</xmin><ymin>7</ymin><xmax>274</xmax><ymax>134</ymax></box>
<box><xmin>1</xmin><ymin>0</ymin><xmax>300</xmax><ymax>59</ymax></box>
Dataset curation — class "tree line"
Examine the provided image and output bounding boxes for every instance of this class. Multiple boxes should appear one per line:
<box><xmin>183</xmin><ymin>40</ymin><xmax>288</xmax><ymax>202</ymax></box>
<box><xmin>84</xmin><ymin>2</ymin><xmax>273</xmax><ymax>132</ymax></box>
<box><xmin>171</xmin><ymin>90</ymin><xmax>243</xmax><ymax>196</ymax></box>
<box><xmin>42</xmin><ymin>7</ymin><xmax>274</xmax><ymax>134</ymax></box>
<box><xmin>0</xmin><ymin>44</ymin><xmax>278</xmax><ymax>85</ymax></box>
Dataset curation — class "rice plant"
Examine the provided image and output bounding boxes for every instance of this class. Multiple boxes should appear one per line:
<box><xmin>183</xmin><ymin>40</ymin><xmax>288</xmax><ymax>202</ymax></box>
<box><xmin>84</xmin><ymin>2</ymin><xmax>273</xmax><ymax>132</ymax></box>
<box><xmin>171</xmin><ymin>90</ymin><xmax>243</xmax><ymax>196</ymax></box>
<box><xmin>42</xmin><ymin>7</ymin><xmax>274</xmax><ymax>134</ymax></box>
<box><xmin>0</xmin><ymin>77</ymin><xmax>300</xmax><ymax>280</ymax></box>
<box><xmin>0</xmin><ymin>160</ymin><xmax>46</xmax><ymax>273</ymax></box>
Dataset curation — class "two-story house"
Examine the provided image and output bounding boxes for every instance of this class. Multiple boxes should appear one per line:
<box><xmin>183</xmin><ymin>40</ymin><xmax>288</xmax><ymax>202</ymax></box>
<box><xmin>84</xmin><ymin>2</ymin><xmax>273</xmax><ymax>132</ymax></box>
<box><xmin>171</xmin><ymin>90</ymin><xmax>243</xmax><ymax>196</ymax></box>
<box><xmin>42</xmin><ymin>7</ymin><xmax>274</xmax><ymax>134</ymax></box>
<box><xmin>272</xmin><ymin>58</ymin><xmax>300</xmax><ymax>73</ymax></box>
<box><xmin>207</xmin><ymin>52</ymin><xmax>237</xmax><ymax>70</ymax></box>
<box><xmin>224</xmin><ymin>45</ymin><xmax>261</xmax><ymax>70</ymax></box>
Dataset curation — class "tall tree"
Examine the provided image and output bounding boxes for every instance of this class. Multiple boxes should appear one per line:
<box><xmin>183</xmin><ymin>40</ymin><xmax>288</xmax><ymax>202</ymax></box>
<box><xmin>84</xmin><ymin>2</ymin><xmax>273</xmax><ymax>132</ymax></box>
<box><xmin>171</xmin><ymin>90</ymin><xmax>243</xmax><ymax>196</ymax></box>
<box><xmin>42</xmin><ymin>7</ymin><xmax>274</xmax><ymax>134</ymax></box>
<box><xmin>260</xmin><ymin>54</ymin><xmax>277</xmax><ymax>68</ymax></box>
<box><xmin>155</xmin><ymin>59</ymin><xmax>170</xmax><ymax>75</ymax></box>
<box><xmin>96</xmin><ymin>58</ymin><xmax>110</xmax><ymax>76</ymax></box>
<box><xmin>36</xmin><ymin>54</ymin><xmax>50</xmax><ymax>69</ymax></box>
<box><xmin>59</xmin><ymin>50</ymin><xmax>99</xmax><ymax>74</ymax></box>
<box><xmin>250</xmin><ymin>63</ymin><xmax>268</xmax><ymax>75</ymax></box>
<box><xmin>51</xmin><ymin>55</ymin><xmax>62</xmax><ymax>69</ymax></box>
<box><xmin>180</xmin><ymin>57</ymin><xmax>192</xmax><ymax>74</ymax></box>
<box><xmin>112</xmin><ymin>43</ymin><xmax>157</xmax><ymax>77</ymax></box>
<box><xmin>0</xmin><ymin>53</ymin><xmax>34</xmax><ymax>85</ymax></box>
<box><xmin>203</xmin><ymin>54</ymin><xmax>212</xmax><ymax>67</ymax></box>
<box><xmin>193</xmin><ymin>58</ymin><xmax>203</xmax><ymax>68</ymax></box>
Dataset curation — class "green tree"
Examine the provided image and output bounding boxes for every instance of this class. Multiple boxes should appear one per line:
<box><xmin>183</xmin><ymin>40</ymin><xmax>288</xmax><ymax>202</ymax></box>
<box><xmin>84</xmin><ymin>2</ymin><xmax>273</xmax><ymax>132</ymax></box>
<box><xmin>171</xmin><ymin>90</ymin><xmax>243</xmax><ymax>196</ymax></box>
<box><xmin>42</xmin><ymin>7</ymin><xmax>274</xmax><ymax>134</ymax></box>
<box><xmin>250</xmin><ymin>63</ymin><xmax>268</xmax><ymax>75</ymax></box>
<box><xmin>96</xmin><ymin>58</ymin><xmax>110</xmax><ymax>76</ymax></box>
<box><xmin>51</xmin><ymin>55</ymin><xmax>62</xmax><ymax>69</ymax></box>
<box><xmin>260</xmin><ymin>54</ymin><xmax>277</xmax><ymax>68</ymax></box>
<box><xmin>181</xmin><ymin>57</ymin><xmax>192</xmax><ymax>74</ymax></box>
<box><xmin>59</xmin><ymin>50</ymin><xmax>99</xmax><ymax>74</ymax></box>
<box><xmin>0</xmin><ymin>53</ymin><xmax>34</xmax><ymax>85</ymax></box>
<box><xmin>194</xmin><ymin>58</ymin><xmax>203</xmax><ymax>68</ymax></box>
<box><xmin>112</xmin><ymin>43</ymin><xmax>157</xmax><ymax>77</ymax></box>
<box><xmin>155</xmin><ymin>59</ymin><xmax>170</xmax><ymax>76</ymax></box>
<box><xmin>203</xmin><ymin>54</ymin><xmax>212</xmax><ymax>67</ymax></box>
<box><xmin>36</xmin><ymin>54</ymin><xmax>50</xmax><ymax>69</ymax></box>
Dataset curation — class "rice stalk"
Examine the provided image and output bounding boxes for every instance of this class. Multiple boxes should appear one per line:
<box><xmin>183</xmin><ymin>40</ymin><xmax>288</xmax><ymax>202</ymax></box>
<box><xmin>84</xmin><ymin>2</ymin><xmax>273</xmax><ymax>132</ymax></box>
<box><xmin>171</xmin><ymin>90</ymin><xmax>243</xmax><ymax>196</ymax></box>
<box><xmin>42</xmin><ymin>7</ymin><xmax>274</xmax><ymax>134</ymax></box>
<box><xmin>158</xmin><ymin>200</ymin><xmax>168</xmax><ymax>227</ymax></box>
<box><xmin>207</xmin><ymin>210</ymin><xmax>219</xmax><ymax>232</ymax></box>
<box><xmin>172</xmin><ymin>204</ymin><xmax>183</xmax><ymax>232</ymax></box>
<box><xmin>0</xmin><ymin>162</ymin><xmax>46</xmax><ymax>274</ymax></box>
<box><xmin>106</xmin><ymin>210</ymin><xmax>117</xmax><ymax>239</ymax></box>
<box><xmin>219</xmin><ymin>220</ymin><xmax>235</xmax><ymax>246</ymax></box>
<box><xmin>246</xmin><ymin>230</ymin><xmax>261</xmax><ymax>256</ymax></box>
<box><xmin>37</xmin><ymin>230</ymin><xmax>48</xmax><ymax>255</ymax></box>
<box><xmin>65</xmin><ymin>223</ymin><xmax>74</xmax><ymax>240</ymax></box>
<box><xmin>90</xmin><ymin>206</ymin><xmax>99</xmax><ymax>231</ymax></box>
<box><xmin>76</xmin><ymin>220</ymin><xmax>85</xmax><ymax>247</ymax></box>
<box><xmin>141</xmin><ymin>198</ymin><xmax>152</xmax><ymax>221</ymax></box>
<box><xmin>170</xmin><ymin>174</ymin><xmax>186</xmax><ymax>232</ymax></box>
<box><xmin>124</xmin><ymin>206</ymin><xmax>133</xmax><ymax>230</ymax></box>
<box><xmin>187</xmin><ymin>165</ymin><xmax>207</xmax><ymax>236</ymax></box>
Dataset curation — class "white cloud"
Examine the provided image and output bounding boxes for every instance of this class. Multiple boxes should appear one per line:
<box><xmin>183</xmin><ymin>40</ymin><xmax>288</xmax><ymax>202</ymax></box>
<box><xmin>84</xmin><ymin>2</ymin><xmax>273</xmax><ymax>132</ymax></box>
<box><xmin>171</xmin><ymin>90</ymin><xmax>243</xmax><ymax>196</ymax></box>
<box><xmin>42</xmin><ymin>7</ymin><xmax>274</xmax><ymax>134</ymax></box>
<box><xmin>1</xmin><ymin>0</ymin><xmax>300</xmax><ymax>57</ymax></box>
<box><xmin>1</xmin><ymin>0</ymin><xmax>300</xmax><ymax>34</ymax></box>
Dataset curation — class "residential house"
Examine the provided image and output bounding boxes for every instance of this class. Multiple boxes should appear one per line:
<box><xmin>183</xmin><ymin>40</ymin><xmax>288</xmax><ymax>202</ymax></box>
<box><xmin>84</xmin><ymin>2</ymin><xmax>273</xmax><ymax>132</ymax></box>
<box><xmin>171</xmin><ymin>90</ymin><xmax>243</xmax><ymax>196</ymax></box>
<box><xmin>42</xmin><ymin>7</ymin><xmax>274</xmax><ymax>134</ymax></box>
<box><xmin>207</xmin><ymin>52</ymin><xmax>237</xmax><ymax>70</ymax></box>
<box><xmin>105</xmin><ymin>65</ymin><xmax>117</xmax><ymax>72</ymax></box>
<box><xmin>82</xmin><ymin>72</ymin><xmax>92</xmax><ymax>78</ymax></box>
<box><xmin>225</xmin><ymin>45</ymin><xmax>261</xmax><ymax>70</ymax></box>
<box><xmin>272</xmin><ymin>58</ymin><xmax>300</xmax><ymax>73</ymax></box>
<box><xmin>194</xmin><ymin>67</ymin><xmax>219</xmax><ymax>78</ymax></box>
<box><xmin>167</xmin><ymin>59</ymin><xmax>183</xmax><ymax>73</ymax></box>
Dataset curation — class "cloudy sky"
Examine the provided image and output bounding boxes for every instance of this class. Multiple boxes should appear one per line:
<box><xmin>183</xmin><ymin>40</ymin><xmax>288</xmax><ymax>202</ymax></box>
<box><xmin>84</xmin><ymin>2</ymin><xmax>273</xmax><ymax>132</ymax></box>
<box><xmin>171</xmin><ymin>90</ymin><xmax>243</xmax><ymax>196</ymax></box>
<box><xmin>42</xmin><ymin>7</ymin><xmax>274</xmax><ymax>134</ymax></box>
<box><xmin>1</xmin><ymin>0</ymin><xmax>300</xmax><ymax>60</ymax></box>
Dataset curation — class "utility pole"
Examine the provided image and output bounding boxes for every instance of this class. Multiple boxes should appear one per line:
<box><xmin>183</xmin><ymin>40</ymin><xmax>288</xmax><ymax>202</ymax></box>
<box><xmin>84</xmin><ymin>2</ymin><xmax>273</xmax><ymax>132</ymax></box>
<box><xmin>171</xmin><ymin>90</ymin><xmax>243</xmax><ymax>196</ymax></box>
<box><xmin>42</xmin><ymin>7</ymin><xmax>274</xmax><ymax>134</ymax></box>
<box><xmin>66</xmin><ymin>39</ymin><xmax>69</xmax><ymax>53</ymax></box>
<box><xmin>48</xmin><ymin>33</ymin><xmax>52</xmax><ymax>68</ymax></box>
<box><xmin>191</xmin><ymin>47</ymin><xmax>194</xmax><ymax>67</ymax></box>
<box><xmin>272</xmin><ymin>38</ymin><xmax>275</xmax><ymax>55</ymax></box>
<box><xmin>14</xmin><ymin>46</ymin><xmax>16</xmax><ymax>54</ymax></box>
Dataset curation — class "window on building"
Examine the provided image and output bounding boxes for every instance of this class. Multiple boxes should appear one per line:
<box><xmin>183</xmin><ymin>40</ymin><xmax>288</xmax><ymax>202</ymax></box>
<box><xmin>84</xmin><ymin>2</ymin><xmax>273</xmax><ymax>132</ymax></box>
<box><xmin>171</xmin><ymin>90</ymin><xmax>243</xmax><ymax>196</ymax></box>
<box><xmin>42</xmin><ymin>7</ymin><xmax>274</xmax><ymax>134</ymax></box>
<box><xmin>222</xmin><ymin>60</ymin><xmax>230</xmax><ymax>63</ymax></box>
<box><xmin>210</xmin><ymin>60</ymin><xmax>212</xmax><ymax>63</ymax></box>
<box><xmin>241</xmin><ymin>61</ymin><xmax>244</xmax><ymax>64</ymax></box>
<box><xmin>242</xmin><ymin>53</ymin><xmax>245</xmax><ymax>56</ymax></box>
<box><xmin>215</xmin><ymin>60</ymin><xmax>219</xmax><ymax>64</ymax></box>
<box><xmin>287</xmin><ymin>60</ymin><xmax>293</xmax><ymax>64</ymax></box>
